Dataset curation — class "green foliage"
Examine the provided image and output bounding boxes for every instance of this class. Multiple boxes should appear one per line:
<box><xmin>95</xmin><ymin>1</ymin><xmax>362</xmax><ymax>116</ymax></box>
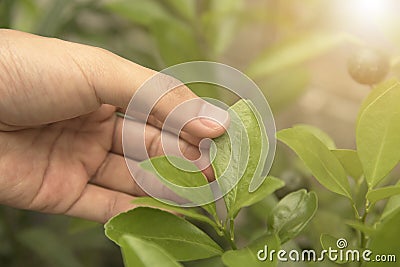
<box><xmin>0</xmin><ymin>0</ymin><xmax>15</xmax><ymax>28</ymax></box>
<box><xmin>381</xmin><ymin>182</ymin><xmax>400</xmax><ymax>220</ymax></box>
<box><xmin>268</xmin><ymin>189</ymin><xmax>318</xmax><ymax>244</ymax></box>
<box><xmin>345</xmin><ymin>220</ymin><xmax>375</xmax><ymax>236</ymax></box>
<box><xmin>202</xmin><ymin>0</ymin><xmax>243</xmax><ymax>57</ymax></box>
<box><xmin>104</xmin><ymin>99</ymin><xmax>318</xmax><ymax>266</ymax></box>
<box><xmin>320</xmin><ymin>234</ymin><xmax>348</xmax><ymax>264</ymax></box>
<box><xmin>331</xmin><ymin>149</ymin><xmax>363</xmax><ymax>180</ymax></box>
<box><xmin>356</xmin><ymin>79</ymin><xmax>400</xmax><ymax>189</ymax></box>
<box><xmin>139</xmin><ymin>156</ymin><xmax>217</xmax><ymax>220</ymax></box>
<box><xmin>256</xmin><ymin>67</ymin><xmax>310</xmax><ymax>113</ymax></box>
<box><xmin>366</xmin><ymin>210</ymin><xmax>400</xmax><ymax>267</ymax></box>
<box><xmin>277</xmin><ymin>126</ymin><xmax>352</xmax><ymax>199</ymax></box>
<box><xmin>366</xmin><ymin>185</ymin><xmax>400</xmax><ymax>205</ymax></box>
<box><xmin>230</xmin><ymin>176</ymin><xmax>284</xmax><ymax>212</ymax></box>
<box><xmin>131</xmin><ymin>197</ymin><xmax>221</xmax><ymax>235</ymax></box>
<box><xmin>222</xmin><ymin>233</ymin><xmax>280</xmax><ymax>267</ymax></box>
<box><xmin>163</xmin><ymin>0</ymin><xmax>196</xmax><ymax>21</ymax></box>
<box><xmin>105</xmin><ymin>0</ymin><xmax>202</xmax><ymax>66</ymax></box>
<box><xmin>5</xmin><ymin>1</ymin><xmax>400</xmax><ymax>266</ymax></box>
<box><xmin>105</xmin><ymin>0</ymin><xmax>170</xmax><ymax>27</ymax></box>
<box><xmin>294</xmin><ymin>124</ymin><xmax>336</xmax><ymax>149</ymax></box>
<box><xmin>150</xmin><ymin>19</ymin><xmax>203</xmax><ymax>65</ymax></box>
<box><xmin>119</xmin><ymin>235</ymin><xmax>182</xmax><ymax>267</ymax></box>
<box><xmin>276</xmin><ymin>79</ymin><xmax>400</xmax><ymax>264</ymax></box>
<box><xmin>211</xmin><ymin>99</ymin><xmax>269</xmax><ymax>219</ymax></box>
<box><xmin>105</xmin><ymin>207</ymin><xmax>223</xmax><ymax>261</ymax></box>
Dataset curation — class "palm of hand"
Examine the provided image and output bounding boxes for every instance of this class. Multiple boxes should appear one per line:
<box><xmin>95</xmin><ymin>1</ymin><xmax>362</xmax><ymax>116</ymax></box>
<box><xmin>0</xmin><ymin>105</ymin><xmax>117</xmax><ymax>216</ymax></box>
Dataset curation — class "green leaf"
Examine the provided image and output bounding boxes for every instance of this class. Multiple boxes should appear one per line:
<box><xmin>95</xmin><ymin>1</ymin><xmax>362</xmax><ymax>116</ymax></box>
<box><xmin>277</xmin><ymin>126</ymin><xmax>352</xmax><ymax>199</ymax></box>
<box><xmin>268</xmin><ymin>190</ymin><xmax>318</xmax><ymax>244</ymax></box>
<box><xmin>104</xmin><ymin>0</ymin><xmax>169</xmax><ymax>27</ymax></box>
<box><xmin>366</xmin><ymin>185</ymin><xmax>400</xmax><ymax>205</ymax></box>
<box><xmin>331</xmin><ymin>149</ymin><xmax>363</xmax><ymax>180</ymax></box>
<box><xmin>232</xmin><ymin>176</ymin><xmax>284</xmax><ymax>212</ymax></box>
<box><xmin>222</xmin><ymin>233</ymin><xmax>280</xmax><ymax>267</ymax></box>
<box><xmin>247</xmin><ymin>33</ymin><xmax>352</xmax><ymax>79</ymax></box>
<box><xmin>140</xmin><ymin>156</ymin><xmax>217</xmax><ymax>222</ymax></box>
<box><xmin>356</xmin><ymin>79</ymin><xmax>400</xmax><ymax>188</ymax></box>
<box><xmin>131</xmin><ymin>197</ymin><xmax>222</xmax><ymax>235</ymax></box>
<box><xmin>119</xmin><ymin>235</ymin><xmax>182</xmax><ymax>267</ymax></box>
<box><xmin>381</xmin><ymin>182</ymin><xmax>400</xmax><ymax>220</ymax></box>
<box><xmin>211</xmin><ymin>99</ymin><xmax>269</xmax><ymax>218</ymax></box>
<box><xmin>105</xmin><ymin>207</ymin><xmax>223</xmax><ymax>261</ymax></box>
<box><xmin>366</xmin><ymin>209</ymin><xmax>400</xmax><ymax>267</ymax></box>
<box><xmin>17</xmin><ymin>228</ymin><xmax>83</xmax><ymax>267</ymax></box>
<box><xmin>345</xmin><ymin>220</ymin><xmax>375</xmax><ymax>236</ymax></box>
<box><xmin>358</xmin><ymin>79</ymin><xmax>398</xmax><ymax>119</ymax></box>
<box><xmin>294</xmin><ymin>124</ymin><xmax>336</xmax><ymax>149</ymax></box>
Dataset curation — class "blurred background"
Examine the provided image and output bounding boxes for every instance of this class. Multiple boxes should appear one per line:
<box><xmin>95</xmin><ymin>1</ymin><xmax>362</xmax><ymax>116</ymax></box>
<box><xmin>1</xmin><ymin>0</ymin><xmax>400</xmax><ymax>266</ymax></box>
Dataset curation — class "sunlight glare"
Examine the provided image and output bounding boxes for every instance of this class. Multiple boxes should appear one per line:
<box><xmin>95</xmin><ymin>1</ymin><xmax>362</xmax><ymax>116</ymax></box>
<box><xmin>349</xmin><ymin>0</ymin><xmax>388</xmax><ymax>25</ymax></box>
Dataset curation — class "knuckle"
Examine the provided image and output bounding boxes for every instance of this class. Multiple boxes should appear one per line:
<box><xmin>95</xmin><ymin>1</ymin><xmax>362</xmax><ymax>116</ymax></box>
<box><xmin>104</xmin><ymin>194</ymin><xmax>118</xmax><ymax>222</ymax></box>
<box><xmin>158</xmin><ymin>73</ymin><xmax>182</xmax><ymax>91</ymax></box>
<box><xmin>150</xmin><ymin>74</ymin><xmax>195</xmax><ymax>120</ymax></box>
<box><xmin>93</xmin><ymin>155</ymin><xmax>112</xmax><ymax>182</ymax></box>
<box><xmin>148</xmin><ymin>131</ymin><xmax>163</xmax><ymax>157</ymax></box>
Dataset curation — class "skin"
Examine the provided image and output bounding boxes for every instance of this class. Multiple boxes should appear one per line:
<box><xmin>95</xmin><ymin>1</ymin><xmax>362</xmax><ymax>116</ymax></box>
<box><xmin>0</xmin><ymin>29</ymin><xmax>229</xmax><ymax>223</ymax></box>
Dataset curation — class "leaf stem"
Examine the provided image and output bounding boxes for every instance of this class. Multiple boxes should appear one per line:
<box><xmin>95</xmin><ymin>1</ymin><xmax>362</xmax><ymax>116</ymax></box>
<box><xmin>352</xmin><ymin>202</ymin><xmax>361</xmax><ymax>220</ymax></box>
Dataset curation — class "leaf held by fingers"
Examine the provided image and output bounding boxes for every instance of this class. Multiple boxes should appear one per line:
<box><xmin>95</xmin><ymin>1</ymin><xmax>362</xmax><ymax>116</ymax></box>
<box><xmin>210</xmin><ymin>99</ymin><xmax>272</xmax><ymax>219</ymax></box>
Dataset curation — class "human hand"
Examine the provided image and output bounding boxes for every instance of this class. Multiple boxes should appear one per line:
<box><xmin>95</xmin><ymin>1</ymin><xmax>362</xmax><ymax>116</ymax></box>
<box><xmin>0</xmin><ymin>29</ymin><xmax>229</xmax><ymax>223</ymax></box>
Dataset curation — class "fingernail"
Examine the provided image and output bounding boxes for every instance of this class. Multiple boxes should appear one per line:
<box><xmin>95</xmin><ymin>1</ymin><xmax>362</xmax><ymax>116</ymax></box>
<box><xmin>199</xmin><ymin>138</ymin><xmax>212</xmax><ymax>150</ymax></box>
<box><xmin>198</xmin><ymin>102</ymin><xmax>230</xmax><ymax>130</ymax></box>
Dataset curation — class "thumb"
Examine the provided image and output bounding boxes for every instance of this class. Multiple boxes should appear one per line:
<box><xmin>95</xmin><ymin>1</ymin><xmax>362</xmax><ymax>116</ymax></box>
<box><xmin>64</xmin><ymin>34</ymin><xmax>230</xmax><ymax>138</ymax></box>
<box><xmin>79</xmin><ymin>45</ymin><xmax>230</xmax><ymax>138</ymax></box>
<box><xmin>125</xmin><ymin>74</ymin><xmax>230</xmax><ymax>139</ymax></box>
<box><xmin>0</xmin><ymin>29</ymin><xmax>229</xmax><ymax>138</ymax></box>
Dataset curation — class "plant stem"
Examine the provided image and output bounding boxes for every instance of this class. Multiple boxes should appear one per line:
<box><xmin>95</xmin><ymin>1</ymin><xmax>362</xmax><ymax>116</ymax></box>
<box><xmin>229</xmin><ymin>218</ymin><xmax>236</xmax><ymax>249</ymax></box>
<box><xmin>226</xmin><ymin>233</ymin><xmax>237</xmax><ymax>250</ymax></box>
<box><xmin>223</xmin><ymin>218</ymin><xmax>237</xmax><ymax>250</ymax></box>
<box><xmin>356</xmin><ymin>202</ymin><xmax>371</xmax><ymax>267</ymax></box>
<box><xmin>359</xmin><ymin>201</ymin><xmax>370</xmax><ymax>249</ymax></box>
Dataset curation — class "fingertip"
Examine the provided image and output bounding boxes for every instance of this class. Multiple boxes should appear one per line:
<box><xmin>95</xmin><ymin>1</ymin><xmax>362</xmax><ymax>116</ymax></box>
<box><xmin>183</xmin><ymin>119</ymin><xmax>227</xmax><ymax>139</ymax></box>
<box><xmin>199</xmin><ymin>101</ymin><xmax>230</xmax><ymax>129</ymax></box>
<box><xmin>183</xmin><ymin>103</ymin><xmax>230</xmax><ymax>138</ymax></box>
